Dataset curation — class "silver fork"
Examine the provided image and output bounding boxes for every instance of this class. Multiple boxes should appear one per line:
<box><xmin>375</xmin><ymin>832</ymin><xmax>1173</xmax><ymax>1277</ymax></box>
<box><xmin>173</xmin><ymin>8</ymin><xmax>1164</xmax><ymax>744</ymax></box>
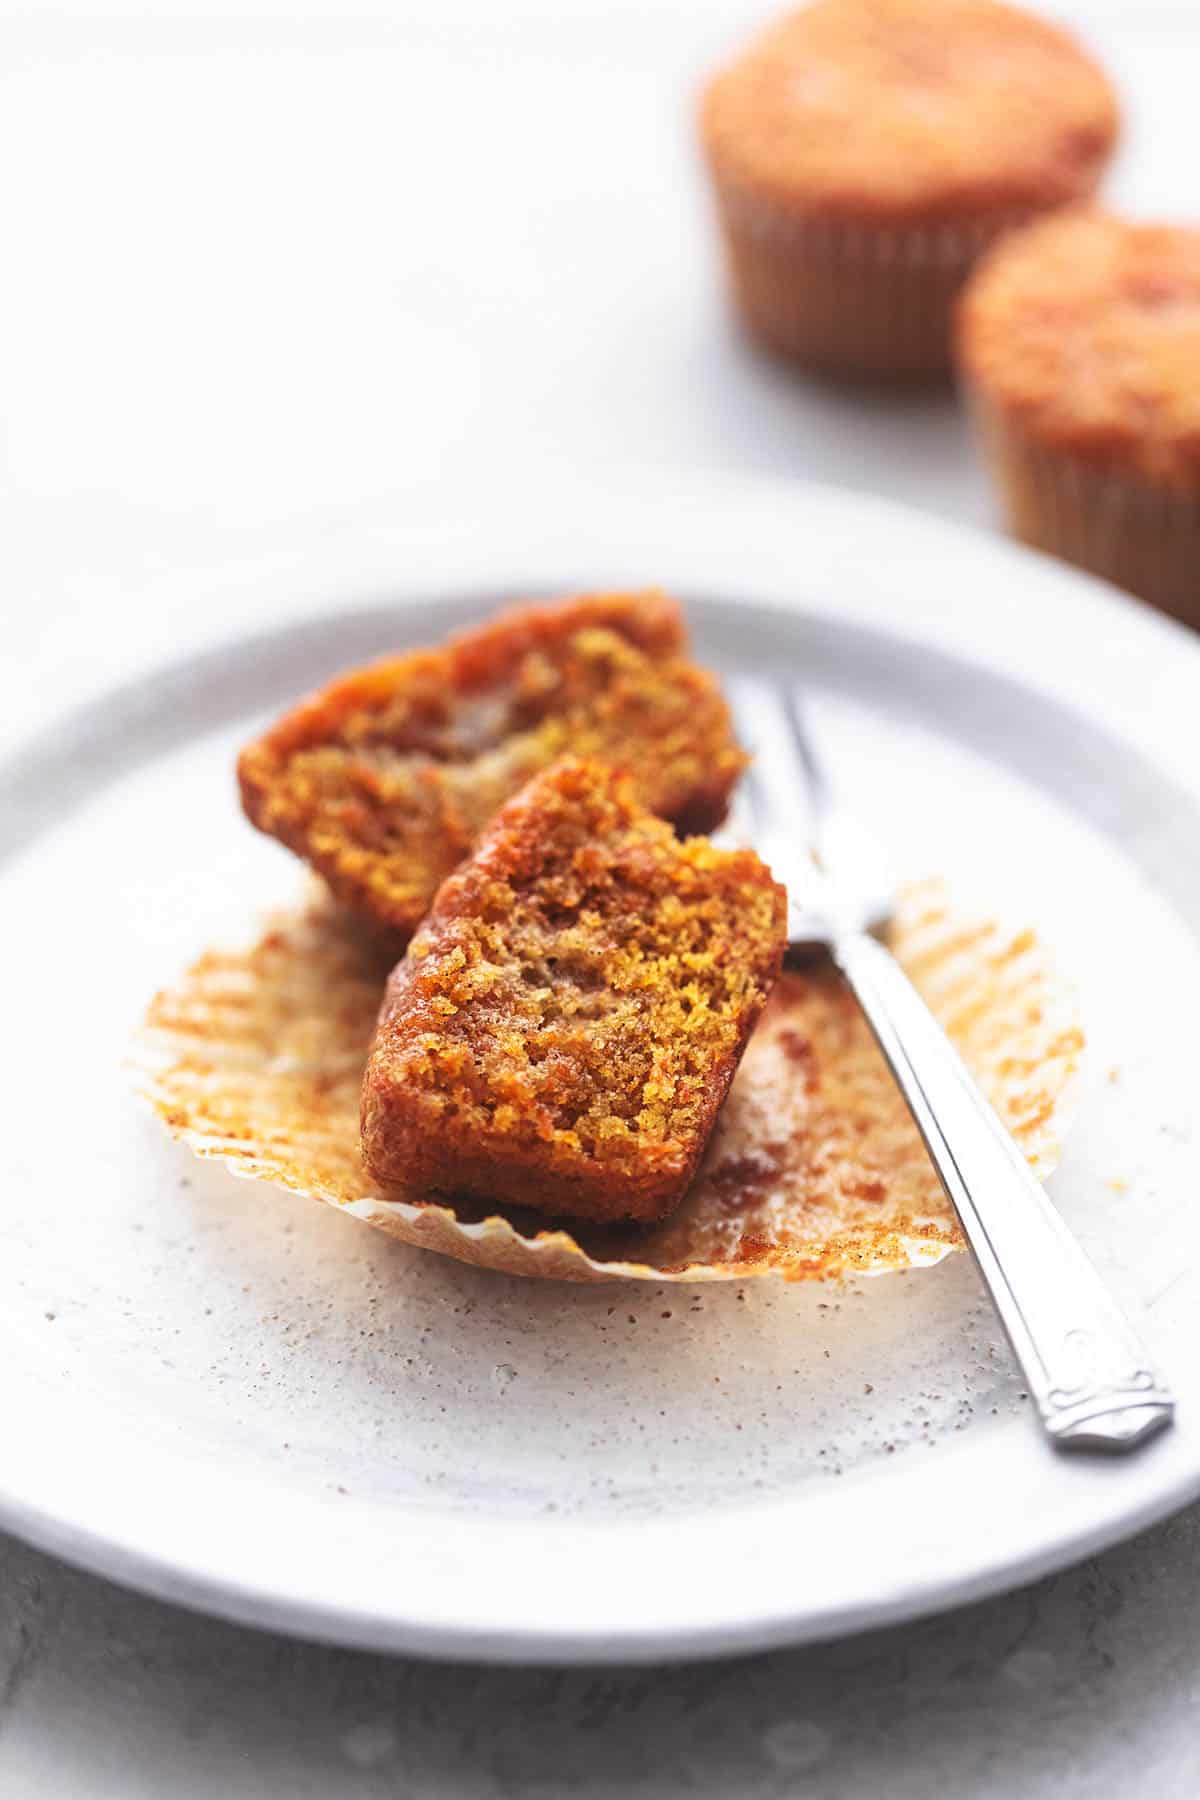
<box><xmin>730</xmin><ymin>678</ymin><xmax>1174</xmax><ymax>1455</ymax></box>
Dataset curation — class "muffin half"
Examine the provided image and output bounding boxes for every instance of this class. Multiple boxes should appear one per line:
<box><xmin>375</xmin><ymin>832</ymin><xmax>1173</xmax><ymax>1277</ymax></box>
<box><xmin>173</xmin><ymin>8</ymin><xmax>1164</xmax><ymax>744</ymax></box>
<box><xmin>361</xmin><ymin>759</ymin><xmax>787</xmax><ymax>1224</ymax></box>
<box><xmin>239</xmin><ymin>591</ymin><xmax>746</xmax><ymax>941</ymax></box>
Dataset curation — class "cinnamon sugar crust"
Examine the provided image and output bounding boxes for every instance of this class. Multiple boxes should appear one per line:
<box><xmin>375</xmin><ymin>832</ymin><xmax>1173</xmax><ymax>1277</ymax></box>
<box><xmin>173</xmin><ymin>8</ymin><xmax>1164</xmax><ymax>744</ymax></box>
<box><xmin>701</xmin><ymin>0</ymin><xmax>1117</xmax><ymax>225</ymax></box>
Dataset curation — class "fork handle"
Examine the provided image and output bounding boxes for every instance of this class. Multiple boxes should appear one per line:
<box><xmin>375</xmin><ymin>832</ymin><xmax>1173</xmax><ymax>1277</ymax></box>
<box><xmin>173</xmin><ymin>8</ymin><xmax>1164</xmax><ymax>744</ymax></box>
<box><xmin>832</xmin><ymin>929</ymin><xmax>1174</xmax><ymax>1452</ymax></box>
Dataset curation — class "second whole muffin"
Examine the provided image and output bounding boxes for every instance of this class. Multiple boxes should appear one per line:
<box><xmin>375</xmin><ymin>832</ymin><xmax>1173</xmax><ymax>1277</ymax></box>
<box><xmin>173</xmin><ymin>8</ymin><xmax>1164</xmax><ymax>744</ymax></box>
<box><xmin>699</xmin><ymin>0</ymin><xmax>1119</xmax><ymax>378</ymax></box>
<box><xmin>958</xmin><ymin>209</ymin><xmax>1200</xmax><ymax>626</ymax></box>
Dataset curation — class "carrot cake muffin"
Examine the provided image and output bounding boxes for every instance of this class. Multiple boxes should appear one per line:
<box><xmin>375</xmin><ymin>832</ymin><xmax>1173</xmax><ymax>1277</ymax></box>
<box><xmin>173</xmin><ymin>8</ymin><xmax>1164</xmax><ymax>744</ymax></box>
<box><xmin>239</xmin><ymin>590</ymin><xmax>746</xmax><ymax>941</ymax></box>
<box><xmin>699</xmin><ymin>0</ymin><xmax>1118</xmax><ymax>377</ymax></box>
<box><xmin>958</xmin><ymin>210</ymin><xmax>1200</xmax><ymax>624</ymax></box>
<box><xmin>360</xmin><ymin>759</ymin><xmax>787</xmax><ymax>1224</ymax></box>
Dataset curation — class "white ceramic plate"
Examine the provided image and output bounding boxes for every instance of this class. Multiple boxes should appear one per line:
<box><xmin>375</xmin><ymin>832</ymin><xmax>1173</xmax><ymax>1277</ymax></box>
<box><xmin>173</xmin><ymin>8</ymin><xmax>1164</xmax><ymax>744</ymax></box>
<box><xmin>3</xmin><ymin>473</ymin><xmax>1199</xmax><ymax>1665</ymax></box>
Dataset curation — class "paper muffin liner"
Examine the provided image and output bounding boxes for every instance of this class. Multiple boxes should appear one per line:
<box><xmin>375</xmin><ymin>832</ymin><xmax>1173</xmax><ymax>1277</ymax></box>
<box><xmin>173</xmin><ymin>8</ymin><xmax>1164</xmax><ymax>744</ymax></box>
<box><xmin>709</xmin><ymin>184</ymin><xmax>1041</xmax><ymax>377</ymax></box>
<box><xmin>130</xmin><ymin>879</ymin><xmax>1083</xmax><ymax>1285</ymax></box>
<box><xmin>967</xmin><ymin>389</ymin><xmax>1200</xmax><ymax>629</ymax></box>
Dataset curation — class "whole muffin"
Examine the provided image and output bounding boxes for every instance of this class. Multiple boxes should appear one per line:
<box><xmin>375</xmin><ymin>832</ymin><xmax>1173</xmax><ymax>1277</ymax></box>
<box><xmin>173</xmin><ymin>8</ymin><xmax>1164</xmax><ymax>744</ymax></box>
<box><xmin>959</xmin><ymin>210</ymin><xmax>1200</xmax><ymax>625</ymax></box>
<box><xmin>699</xmin><ymin>0</ymin><xmax>1118</xmax><ymax>378</ymax></box>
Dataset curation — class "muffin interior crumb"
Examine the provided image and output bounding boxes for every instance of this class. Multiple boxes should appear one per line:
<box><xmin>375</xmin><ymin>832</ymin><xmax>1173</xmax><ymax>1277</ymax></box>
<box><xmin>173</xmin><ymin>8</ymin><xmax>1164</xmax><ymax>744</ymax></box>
<box><xmin>404</xmin><ymin>817</ymin><xmax>774</xmax><ymax>1156</ymax></box>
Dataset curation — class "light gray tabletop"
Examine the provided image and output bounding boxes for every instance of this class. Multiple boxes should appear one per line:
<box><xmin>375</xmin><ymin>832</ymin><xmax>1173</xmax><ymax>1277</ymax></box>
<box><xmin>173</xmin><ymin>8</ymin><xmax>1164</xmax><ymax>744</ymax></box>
<box><xmin>2</xmin><ymin>1</ymin><xmax>1197</xmax><ymax>1793</ymax></box>
<box><xmin>3</xmin><ymin>1511</ymin><xmax>1199</xmax><ymax>1799</ymax></box>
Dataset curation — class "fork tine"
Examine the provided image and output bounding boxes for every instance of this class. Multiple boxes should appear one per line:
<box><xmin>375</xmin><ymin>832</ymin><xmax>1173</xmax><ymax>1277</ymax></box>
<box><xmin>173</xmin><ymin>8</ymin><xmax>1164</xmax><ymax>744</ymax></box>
<box><xmin>726</xmin><ymin>676</ymin><xmax>767</xmax><ymax>785</ymax></box>
<box><xmin>728</xmin><ymin>674</ymin><xmax>819</xmax><ymax>824</ymax></box>
<box><xmin>780</xmin><ymin>685</ymin><xmax>832</xmax><ymax>821</ymax></box>
<box><xmin>730</xmin><ymin>673</ymin><xmax>895</xmax><ymax>942</ymax></box>
<box><xmin>725</xmin><ymin>676</ymin><xmax>770</xmax><ymax>839</ymax></box>
<box><xmin>725</xmin><ymin>676</ymin><xmax>826</xmax><ymax>932</ymax></box>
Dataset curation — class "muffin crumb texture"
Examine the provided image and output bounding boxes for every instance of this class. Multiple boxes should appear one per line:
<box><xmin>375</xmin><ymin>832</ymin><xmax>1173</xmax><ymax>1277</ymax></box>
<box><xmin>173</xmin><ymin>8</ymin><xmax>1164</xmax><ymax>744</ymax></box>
<box><xmin>361</xmin><ymin>759</ymin><xmax>787</xmax><ymax>1224</ymax></box>
<box><xmin>238</xmin><ymin>591</ymin><xmax>746</xmax><ymax>941</ymax></box>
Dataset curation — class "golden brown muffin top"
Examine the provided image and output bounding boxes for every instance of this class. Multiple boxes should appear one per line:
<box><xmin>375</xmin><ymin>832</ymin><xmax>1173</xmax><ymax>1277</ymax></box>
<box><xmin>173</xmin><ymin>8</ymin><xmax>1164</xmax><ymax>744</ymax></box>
<box><xmin>959</xmin><ymin>210</ymin><xmax>1200</xmax><ymax>491</ymax></box>
<box><xmin>700</xmin><ymin>0</ymin><xmax>1118</xmax><ymax>224</ymax></box>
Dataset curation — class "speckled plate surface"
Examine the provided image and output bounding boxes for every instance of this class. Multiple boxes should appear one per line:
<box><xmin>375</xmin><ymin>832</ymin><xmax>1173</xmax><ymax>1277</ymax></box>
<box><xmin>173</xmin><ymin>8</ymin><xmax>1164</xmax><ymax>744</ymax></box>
<box><xmin>2</xmin><ymin>473</ymin><xmax>1199</xmax><ymax>1663</ymax></box>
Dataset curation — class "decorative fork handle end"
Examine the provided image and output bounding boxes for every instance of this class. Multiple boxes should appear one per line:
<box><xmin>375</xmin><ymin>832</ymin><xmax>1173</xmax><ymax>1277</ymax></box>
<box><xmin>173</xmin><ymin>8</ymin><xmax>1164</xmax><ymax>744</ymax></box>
<box><xmin>1042</xmin><ymin>1380</ymin><xmax>1175</xmax><ymax>1452</ymax></box>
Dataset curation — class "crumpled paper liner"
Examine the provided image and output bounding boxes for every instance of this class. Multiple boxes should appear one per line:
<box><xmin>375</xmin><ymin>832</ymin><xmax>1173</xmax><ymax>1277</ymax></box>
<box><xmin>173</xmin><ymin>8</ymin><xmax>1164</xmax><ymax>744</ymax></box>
<box><xmin>131</xmin><ymin>881</ymin><xmax>1083</xmax><ymax>1284</ymax></box>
